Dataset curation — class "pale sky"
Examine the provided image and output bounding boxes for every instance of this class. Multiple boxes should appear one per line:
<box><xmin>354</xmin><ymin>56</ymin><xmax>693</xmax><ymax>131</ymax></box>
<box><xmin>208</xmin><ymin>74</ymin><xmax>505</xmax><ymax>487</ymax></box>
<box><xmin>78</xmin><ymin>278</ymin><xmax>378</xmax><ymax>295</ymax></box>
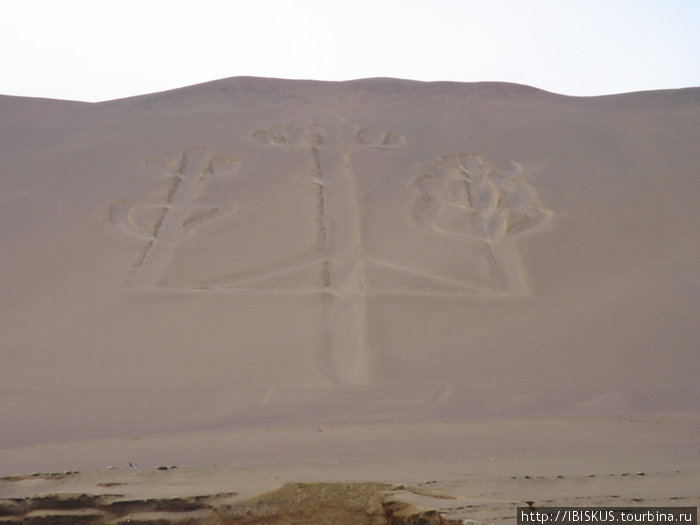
<box><xmin>1</xmin><ymin>0</ymin><xmax>698</xmax><ymax>102</ymax></box>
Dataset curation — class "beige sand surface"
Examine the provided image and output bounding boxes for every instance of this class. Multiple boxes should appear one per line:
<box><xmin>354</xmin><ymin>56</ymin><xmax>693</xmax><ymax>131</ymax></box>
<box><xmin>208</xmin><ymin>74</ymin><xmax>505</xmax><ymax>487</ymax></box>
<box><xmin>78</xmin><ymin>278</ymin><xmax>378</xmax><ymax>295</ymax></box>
<box><xmin>1</xmin><ymin>454</ymin><xmax>698</xmax><ymax>523</ymax></box>
<box><xmin>1</xmin><ymin>77</ymin><xmax>698</xmax><ymax>521</ymax></box>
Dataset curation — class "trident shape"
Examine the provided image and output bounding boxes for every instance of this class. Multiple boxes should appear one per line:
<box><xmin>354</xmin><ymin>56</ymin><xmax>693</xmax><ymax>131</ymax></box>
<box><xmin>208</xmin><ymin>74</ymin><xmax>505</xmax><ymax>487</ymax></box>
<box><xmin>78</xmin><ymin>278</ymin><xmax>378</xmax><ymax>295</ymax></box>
<box><xmin>108</xmin><ymin>135</ymin><xmax>550</xmax><ymax>386</ymax></box>
<box><xmin>253</xmin><ymin>122</ymin><xmax>405</xmax><ymax>384</ymax></box>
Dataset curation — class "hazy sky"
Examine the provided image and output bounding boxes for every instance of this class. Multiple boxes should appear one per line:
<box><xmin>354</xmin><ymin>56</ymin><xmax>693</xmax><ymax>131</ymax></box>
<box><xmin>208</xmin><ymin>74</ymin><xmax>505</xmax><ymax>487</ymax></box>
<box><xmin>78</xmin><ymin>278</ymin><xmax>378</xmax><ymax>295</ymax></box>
<box><xmin>1</xmin><ymin>0</ymin><xmax>698</xmax><ymax>102</ymax></box>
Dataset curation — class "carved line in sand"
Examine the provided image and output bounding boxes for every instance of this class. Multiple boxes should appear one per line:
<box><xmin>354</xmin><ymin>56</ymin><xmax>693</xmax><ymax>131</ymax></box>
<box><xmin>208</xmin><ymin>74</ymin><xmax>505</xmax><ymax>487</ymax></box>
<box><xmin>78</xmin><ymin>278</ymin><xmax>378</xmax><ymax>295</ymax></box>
<box><xmin>159</xmin><ymin>125</ymin><xmax>329</xmax><ymax>292</ymax></box>
<box><xmin>107</xmin><ymin>132</ymin><xmax>551</xmax><ymax>387</ymax></box>
<box><xmin>252</xmin><ymin>124</ymin><xmax>329</xmax><ymax>286</ymax></box>
<box><xmin>324</xmin><ymin>126</ymin><xmax>406</xmax><ymax>384</ymax></box>
<box><xmin>410</xmin><ymin>153</ymin><xmax>553</xmax><ymax>294</ymax></box>
<box><xmin>247</xmin><ymin>123</ymin><xmax>406</xmax><ymax>385</ymax></box>
<box><xmin>189</xmin><ymin>123</ymin><xmax>407</xmax><ymax>294</ymax></box>
<box><xmin>109</xmin><ymin>146</ymin><xmax>239</xmax><ymax>288</ymax></box>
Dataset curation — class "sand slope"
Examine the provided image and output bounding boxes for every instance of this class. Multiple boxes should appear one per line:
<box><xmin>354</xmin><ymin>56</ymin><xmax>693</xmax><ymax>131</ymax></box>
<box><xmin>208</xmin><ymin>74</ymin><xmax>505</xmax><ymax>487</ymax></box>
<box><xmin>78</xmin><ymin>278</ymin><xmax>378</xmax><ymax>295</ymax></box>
<box><xmin>0</xmin><ymin>78</ymin><xmax>698</xmax><ymax>473</ymax></box>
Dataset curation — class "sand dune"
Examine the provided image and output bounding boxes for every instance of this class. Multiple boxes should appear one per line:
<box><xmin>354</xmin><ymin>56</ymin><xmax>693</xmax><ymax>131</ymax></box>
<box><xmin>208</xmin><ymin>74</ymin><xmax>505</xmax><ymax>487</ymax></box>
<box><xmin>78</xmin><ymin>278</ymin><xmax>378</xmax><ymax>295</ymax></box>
<box><xmin>1</xmin><ymin>78</ymin><xmax>698</xmax><ymax>490</ymax></box>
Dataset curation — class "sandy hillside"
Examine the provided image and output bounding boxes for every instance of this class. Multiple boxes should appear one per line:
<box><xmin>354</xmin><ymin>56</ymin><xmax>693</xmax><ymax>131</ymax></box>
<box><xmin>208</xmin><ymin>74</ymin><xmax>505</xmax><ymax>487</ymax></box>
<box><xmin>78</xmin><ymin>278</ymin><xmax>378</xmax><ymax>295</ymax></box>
<box><xmin>0</xmin><ymin>77</ymin><xmax>698</xmax><ymax>478</ymax></box>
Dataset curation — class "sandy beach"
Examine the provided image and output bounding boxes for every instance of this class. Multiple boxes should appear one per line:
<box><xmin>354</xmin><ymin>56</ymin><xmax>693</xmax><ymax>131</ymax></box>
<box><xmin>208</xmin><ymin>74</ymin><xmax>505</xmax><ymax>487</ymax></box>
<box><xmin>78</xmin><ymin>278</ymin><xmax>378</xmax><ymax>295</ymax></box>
<box><xmin>1</xmin><ymin>77</ymin><xmax>698</xmax><ymax>523</ymax></box>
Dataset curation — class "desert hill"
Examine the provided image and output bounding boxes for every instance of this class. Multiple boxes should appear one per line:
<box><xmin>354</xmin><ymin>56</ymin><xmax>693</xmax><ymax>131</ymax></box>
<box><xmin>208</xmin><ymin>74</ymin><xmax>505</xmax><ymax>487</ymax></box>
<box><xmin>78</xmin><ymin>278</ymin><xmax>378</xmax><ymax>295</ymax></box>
<box><xmin>1</xmin><ymin>77</ymin><xmax>698</xmax><ymax>473</ymax></box>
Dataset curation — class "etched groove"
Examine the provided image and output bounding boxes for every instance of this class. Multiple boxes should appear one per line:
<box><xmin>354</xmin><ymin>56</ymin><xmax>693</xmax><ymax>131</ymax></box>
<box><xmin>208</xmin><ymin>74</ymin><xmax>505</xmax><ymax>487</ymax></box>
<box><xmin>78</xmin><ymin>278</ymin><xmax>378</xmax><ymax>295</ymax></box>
<box><xmin>108</xmin><ymin>146</ymin><xmax>239</xmax><ymax>288</ymax></box>
<box><xmin>356</xmin><ymin>128</ymin><xmax>406</xmax><ymax>149</ymax></box>
<box><xmin>181</xmin><ymin>205</ymin><xmax>218</xmax><ymax>229</ymax></box>
<box><xmin>164</xmin><ymin>176</ymin><xmax>182</xmax><ymax>204</ymax></box>
<box><xmin>364</xmin><ymin>256</ymin><xmax>489</xmax><ymax>293</ymax></box>
<box><xmin>410</xmin><ymin>153</ymin><xmax>553</xmax><ymax>293</ymax></box>
<box><xmin>251</xmin><ymin>124</ymin><xmax>330</xmax><ymax>288</ymax></box>
<box><xmin>316</xmin><ymin>124</ymin><xmax>406</xmax><ymax>384</ymax></box>
<box><xmin>320</xmin><ymin>259</ymin><xmax>330</xmax><ymax>288</ymax></box>
<box><xmin>310</xmin><ymin>146</ymin><xmax>327</xmax><ymax>252</ymax></box>
<box><xmin>131</xmin><ymin>240</ymin><xmax>153</xmax><ymax>272</ymax></box>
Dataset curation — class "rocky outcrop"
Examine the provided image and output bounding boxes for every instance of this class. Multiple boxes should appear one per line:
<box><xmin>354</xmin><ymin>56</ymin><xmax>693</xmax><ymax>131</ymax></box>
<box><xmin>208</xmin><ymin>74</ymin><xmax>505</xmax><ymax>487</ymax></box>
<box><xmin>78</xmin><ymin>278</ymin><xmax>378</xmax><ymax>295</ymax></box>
<box><xmin>0</xmin><ymin>482</ymin><xmax>462</xmax><ymax>524</ymax></box>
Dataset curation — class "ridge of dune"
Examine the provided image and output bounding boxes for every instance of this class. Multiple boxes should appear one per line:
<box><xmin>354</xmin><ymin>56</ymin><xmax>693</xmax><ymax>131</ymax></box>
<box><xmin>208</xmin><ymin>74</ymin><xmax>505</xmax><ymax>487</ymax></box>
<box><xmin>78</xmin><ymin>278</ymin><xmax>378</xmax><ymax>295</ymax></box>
<box><xmin>5</xmin><ymin>75</ymin><xmax>698</xmax><ymax>110</ymax></box>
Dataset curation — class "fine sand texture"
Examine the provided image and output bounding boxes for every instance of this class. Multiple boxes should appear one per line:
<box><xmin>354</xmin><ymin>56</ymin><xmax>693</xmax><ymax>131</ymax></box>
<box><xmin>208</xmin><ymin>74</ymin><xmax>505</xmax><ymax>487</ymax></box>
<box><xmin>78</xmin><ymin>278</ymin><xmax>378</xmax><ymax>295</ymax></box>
<box><xmin>1</xmin><ymin>77</ymin><xmax>698</xmax><ymax>520</ymax></box>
